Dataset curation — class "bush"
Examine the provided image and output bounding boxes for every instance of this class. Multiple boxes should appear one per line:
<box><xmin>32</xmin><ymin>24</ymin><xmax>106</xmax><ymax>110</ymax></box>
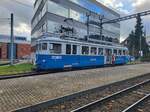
<box><xmin>141</xmin><ymin>55</ymin><xmax>150</xmax><ymax>62</ymax></box>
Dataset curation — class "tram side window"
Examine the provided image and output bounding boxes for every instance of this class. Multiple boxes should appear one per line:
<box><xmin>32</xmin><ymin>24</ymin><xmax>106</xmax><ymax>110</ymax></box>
<box><xmin>91</xmin><ymin>47</ymin><xmax>97</xmax><ymax>55</ymax></box>
<box><xmin>39</xmin><ymin>43</ymin><xmax>42</xmax><ymax>51</ymax></box>
<box><xmin>36</xmin><ymin>44</ymin><xmax>38</xmax><ymax>51</ymax></box>
<box><xmin>105</xmin><ymin>49</ymin><xmax>112</xmax><ymax>56</ymax></box>
<box><xmin>114</xmin><ymin>49</ymin><xmax>117</xmax><ymax>55</ymax></box>
<box><xmin>66</xmin><ymin>44</ymin><xmax>71</xmax><ymax>54</ymax></box>
<box><xmin>118</xmin><ymin>50</ymin><xmax>122</xmax><ymax>55</ymax></box>
<box><xmin>42</xmin><ymin>43</ymin><xmax>47</xmax><ymax>50</ymax></box>
<box><xmin>82</xmin><ymin>46</ymin><xmax>89</xmax><ymax>55</ymax></box>
<box><xmin>49</xmin><ymin>43</ymin><xmax>61</xmax><ymax>54</ymax></box>
<box><xmin>123</xmin><ymin>50</ymin><xmax>126</xmax><ymax>55</ymax></box>
<box><xmin>72</xmin><ymin>45</ymin><xmax>77</xmax><ymax>55</ymax></box>
<box><xmin>53</xmin><ymin>44</ymin><xmax>61</xmax><ymax>54</ymax></box>
<box><xmin>98</xmin><ymin>48</ymin><xmax>103</xmax><ymax>55</ymax></box>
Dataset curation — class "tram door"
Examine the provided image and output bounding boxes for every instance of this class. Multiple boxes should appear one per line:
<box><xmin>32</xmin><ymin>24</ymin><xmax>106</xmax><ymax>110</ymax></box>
<box><xmin>105</xmin><ymin>49</ymin><xmax>112</xmax><ymax>64</ymax></box>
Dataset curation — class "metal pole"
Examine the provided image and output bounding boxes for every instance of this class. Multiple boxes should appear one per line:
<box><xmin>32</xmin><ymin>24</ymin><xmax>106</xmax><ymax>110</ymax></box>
<box><xmin>99</xmin><ymin>15</ymin><xmax>104</xmax><ymax>40</ymax></box>
<box><xmin>139</xmin><ymin>31</ymin><xmax>142</xmax><ymax>60</ymax></box>
<box><xmin>86</xmin><ymin>12</ymin><xmax>90</xmax><ymax>41</ymax></box>
<box><xmin>10</xmin><ymin>13</ymin><xmax>14</xmax><ymax>65</ymax></box>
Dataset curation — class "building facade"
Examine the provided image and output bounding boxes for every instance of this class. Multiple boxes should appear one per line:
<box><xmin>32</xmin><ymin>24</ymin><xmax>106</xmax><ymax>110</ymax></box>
<box><xmin>146</xmin><ymin>36</ymin><xmax>150</xmax><ymax>51</ymax></box>
<box><xmin>0</xmin><ymin>35</ymin><xmax>31</xmax><ymax>59</ymax></box>
<box><xmin>146</xmin><ymin>36</ymin><xmax>150</xmax><ymax>46</ymax></box>
<box><xmin>31</xmin><ymin>0</ymin><xmax>120</xmax><ymax>43</ymax></box>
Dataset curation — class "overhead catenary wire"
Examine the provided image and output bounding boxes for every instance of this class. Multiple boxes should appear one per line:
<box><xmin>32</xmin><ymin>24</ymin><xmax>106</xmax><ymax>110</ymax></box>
<box><xmin>0</xmin><ymin>0</ymin><xmax>33</xmax><ymax>22</ymax></box>
<box><xmin>11</xmin><ymin>0</ymin><xmax>33</xmax><ymax>8</ymax></box>
<box><xmin>0</xmin><ymin>18</ymin><xmax>10</xmax><ymax>20</ymax></box>
<box><xmin>0</xmin><ymin>17</ymin><xmax>11</xmax><ymax>24</ymax></box>
<box><xmin>0</xmin><ymin>20</ymin><xmax>10</xmax><ymax>22</ymax></box>
<box><xmin>0</xmin><ymin>19</ymin><xmax>10</xmax><ymax>24</ymax></box>
<box><xmin>0</xmin><ymin>0</ymin><xmax>33</xmax><ymax>27</ymax></box>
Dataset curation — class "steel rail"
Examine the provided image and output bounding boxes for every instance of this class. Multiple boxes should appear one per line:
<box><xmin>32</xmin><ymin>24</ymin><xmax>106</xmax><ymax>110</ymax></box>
<box><xmin>0</xmin><ymin>71</ymin><xmax>51</xmax><ymax>80</ymax></box>
<box><xmin>122</xmin><ymin>93</ymin><xmax>150</xmax><ymax>112</ymax></box>
<box><xmin>71</xmin><ymin>79</ymin><xmax>150</xmax><ymax>112</ymax></box>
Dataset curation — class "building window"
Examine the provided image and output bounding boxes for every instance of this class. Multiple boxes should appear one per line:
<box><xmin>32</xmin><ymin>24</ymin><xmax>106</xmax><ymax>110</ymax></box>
<box><xmin>48</xmin><ymin>1</ymin><xmax>68</xmax><ymax>17</ymax></box>
<box><xmin>42</xmin><ymin>43</ymin><xmax>47</xmax><ymax>50</ymax></box>
<box><xmin>91</xmin><ymin>47</ymin><xmax>97</xmax><ymax>55</ymax></box>
<box><xmin>66</xmin><ymin>44</ymin><xmax>71</xmax><ymax>54</ymax></box>
<box><xmin>49</xmin><ymin>43</ymin><xmax>61</xmax><ymax>54</ymax></box>
<box><xmin>42</xmin><ymin>23</ymin><xmax>46</xmax><ymax>32</ymax></box>
<box><xmin>47</xmin><ymin>20</ymin><xmax>60</xmax><ymax>33</ymax></box>
<box><xmin>98</xmin><ymin>48</ymin><xmax>103</xmax><ymax>55</ymax></box>
<box><xmin>68</xmin><ymin>0</ymin><xmax>119</xmax><ymax>19</ymax></box>
<box><xmin>39</xmin><ymin>43</ymin><xmax>42</xmax><ymax>50</ymax></box>
<box><xmin>72</xmin><ymin>45</ymin><xmax>77</xmax><ymax>55</ymax></box>
<box><xmin>82</xmin><ymin>46</ymin><xmax>89</xmax><ymax>55</ymax></box>
<box><xmin>69</xmin><ymin>9</ymin><xmax>86</xmax><ymax>22</ymax></box>
<box><xmin>34</xmin><ymin>0</ymin><xmax>42</xmax><ymax>12</ymax></box>
<box><xmin>42</xmin><ymin>3</ymin><xmax>47</xmax><ymax>17</ymax></box>
<box><xmin>76</xmin><ymin>28</ymin><xmax>87</xmax><ymax>38</ymax></box>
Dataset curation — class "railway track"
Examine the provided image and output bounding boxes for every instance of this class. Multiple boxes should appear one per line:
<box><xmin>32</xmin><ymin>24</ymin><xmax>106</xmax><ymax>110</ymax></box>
<box><xmin>13</xmin><ymin>74</ymin><xmax>150</xmax><ymax>112</ymax></box>
<box><xmin>0</xmin><ymin>69</ymin><xmax>72</xmax><ymax>80</ymax></box>
<box><xmin>122</xmin><ymin>93</ymin><xmax>150</xmax><ymax>112</ymax></box>
<box><xmin>132</xmin><ymin>95</ymin><xmax>150</xmax><ymax>112</ymax></box>
<box><xmin>71</xmin><ymin>79</ymin><xmax>150</xmax><ymax>112</ymax></box>
<box><xmin>0</xmin><ymin>71</ymin><xmax>49</xmax><ymax>80</ymax></box>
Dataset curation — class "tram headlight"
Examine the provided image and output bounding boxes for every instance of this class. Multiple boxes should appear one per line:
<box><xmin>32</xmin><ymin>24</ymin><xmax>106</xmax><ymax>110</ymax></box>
<box><xmin>42</xmin><ymin>59</ymin><xmax>46</xmax><ymax>63</ymax></box>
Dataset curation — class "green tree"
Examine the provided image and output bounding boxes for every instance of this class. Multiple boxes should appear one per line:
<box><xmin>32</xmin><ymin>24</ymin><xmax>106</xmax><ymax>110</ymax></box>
<box><xmin>126</xmin><ymin>31</ymin><xmax>135</xmax><ymax>56</ymax></box>
<box><xmin>126</xmin><ymin>15</ymin><xmax>149</xmax><ymax>57</ymax></box>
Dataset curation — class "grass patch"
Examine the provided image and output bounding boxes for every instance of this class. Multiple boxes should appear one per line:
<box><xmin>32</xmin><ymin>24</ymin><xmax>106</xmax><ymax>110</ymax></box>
<box><xmin>0</xmin><ymin>63</ymin><xmax>35</xmax><ymax>76</ymax></box>
<box><xmin>127</xmin><ymin>60</ymin><xmax>142</xmax><ymax>65</ymax></box>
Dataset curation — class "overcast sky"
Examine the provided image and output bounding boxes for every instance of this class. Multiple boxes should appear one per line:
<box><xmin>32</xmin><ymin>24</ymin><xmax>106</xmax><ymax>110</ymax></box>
<box><xmin>0</xmin><ymin>0</ymin><xmax>150</xmax><ymax>41</ymax></box>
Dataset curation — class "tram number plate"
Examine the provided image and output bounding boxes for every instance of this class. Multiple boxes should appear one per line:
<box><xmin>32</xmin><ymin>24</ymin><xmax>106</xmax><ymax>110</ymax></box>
<box><xmin>90</xmin><ymin>58</ymin><xmax>96</xmax><ymax>61</ymax></box>
<box><xmin>51</xmin><ymin>56</ymin><xmax>62</xmax><ymax>60</ymax></box>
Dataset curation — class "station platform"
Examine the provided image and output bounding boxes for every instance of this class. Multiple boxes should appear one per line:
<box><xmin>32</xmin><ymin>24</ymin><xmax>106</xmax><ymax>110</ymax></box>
<box><xmin>0</xmin><ymin>63</ymin><xmax>150</xmax><ymax>112</ymax></box>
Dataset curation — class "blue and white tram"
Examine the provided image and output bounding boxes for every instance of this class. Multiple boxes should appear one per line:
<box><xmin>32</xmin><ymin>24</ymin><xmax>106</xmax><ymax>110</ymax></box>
<box><xmin>35</xmin><ymin>35</ymin><xmax>130</xmax><ymax>70</ymax></box>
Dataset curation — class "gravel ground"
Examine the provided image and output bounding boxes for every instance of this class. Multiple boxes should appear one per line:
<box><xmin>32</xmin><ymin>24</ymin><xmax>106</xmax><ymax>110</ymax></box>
<box><xmin>0</xmin><ymin>63</ymin><xmax>150</xmax><ymax>112</ymax></box>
